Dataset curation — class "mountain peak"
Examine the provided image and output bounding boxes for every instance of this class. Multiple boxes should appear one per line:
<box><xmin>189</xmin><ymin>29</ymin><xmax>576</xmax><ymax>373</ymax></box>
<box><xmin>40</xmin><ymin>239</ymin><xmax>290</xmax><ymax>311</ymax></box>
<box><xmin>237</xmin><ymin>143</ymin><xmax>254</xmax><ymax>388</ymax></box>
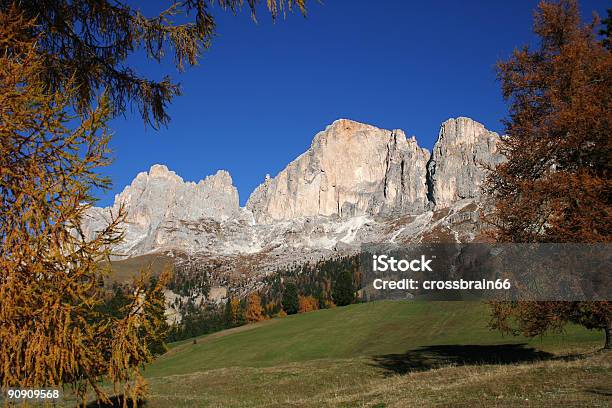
<box><xmin>147</xmin><ymin>164</ymin><xmax>183</xmax><ymax>182</ymax></box>
<box><xmin>83</xmin><ymin>117</ymin><xmax>504</xmax><ymax>256</ymax></box>
<box><xmin>247</xmin><ymin>119</ymin><xmax>431</xmax><ymax>223</ymax></box>
<box><xmin>427</xmin><ymin>117</ymin><xmax>504</xmax><ymax>207</ymax></box>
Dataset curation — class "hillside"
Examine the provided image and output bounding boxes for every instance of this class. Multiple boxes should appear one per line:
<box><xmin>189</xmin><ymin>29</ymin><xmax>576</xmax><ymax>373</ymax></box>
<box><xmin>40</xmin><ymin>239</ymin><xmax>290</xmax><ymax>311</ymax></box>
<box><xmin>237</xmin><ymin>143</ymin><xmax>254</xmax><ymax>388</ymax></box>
<box><xmin>146</xmin><ymin>301</ymin><xmax>599</xmax><ymax>376</ymax></box>
<box><xmin>103</xmin><ymin>253</ymin><xmax>175</xmax><ymax>283</ymax></box>
<box><xmin>126</xmin><ymin>301</ymin><xmax>610</xmax><ymax>407</ymax></box>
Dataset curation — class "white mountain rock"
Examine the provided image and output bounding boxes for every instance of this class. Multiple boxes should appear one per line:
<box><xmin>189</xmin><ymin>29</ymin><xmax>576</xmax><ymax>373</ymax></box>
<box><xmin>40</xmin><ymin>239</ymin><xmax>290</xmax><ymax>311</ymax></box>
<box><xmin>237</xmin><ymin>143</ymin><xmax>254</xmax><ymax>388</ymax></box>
<box><xmin>246</xmin><ymin>119</ymin><xmax>430</xmax><ymax>222</ymax></box>
<box><xmin>426</xmin><ymin>117</ymin><xmax>504</xmax><ymax>208</ymax></box>
<box><xmin>82</xmin><ymin>117</ymin><xmax>503</xmax><ymax>260</ymax></box>
<box><xmin>83</xmin><ymin>164</ymin><xmax>241</xmax><ymax>255</ymax></box>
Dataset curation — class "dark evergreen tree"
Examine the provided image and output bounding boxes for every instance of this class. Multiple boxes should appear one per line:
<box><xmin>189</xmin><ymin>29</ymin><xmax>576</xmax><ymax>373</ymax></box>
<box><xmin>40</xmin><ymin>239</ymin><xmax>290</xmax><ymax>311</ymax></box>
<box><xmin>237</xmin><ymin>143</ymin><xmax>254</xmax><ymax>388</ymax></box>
<box><xmin>282</xmin><ymin>282</ymin><xmax>299</xmax><ymax>315</ymax></box>
<box><xmin>332</xmin><ymin>269</ymin><xmax>355</xmax><ymax>307</ymax></box>
<box><xmin>97</xmin><ymin>283</ymin><xmax>131</xmax><ymax>319</ymax></box>
<box><xmin>223</xmin><ymin>297</ymin><xmax>233</xmax><ymax>328</ymax></box>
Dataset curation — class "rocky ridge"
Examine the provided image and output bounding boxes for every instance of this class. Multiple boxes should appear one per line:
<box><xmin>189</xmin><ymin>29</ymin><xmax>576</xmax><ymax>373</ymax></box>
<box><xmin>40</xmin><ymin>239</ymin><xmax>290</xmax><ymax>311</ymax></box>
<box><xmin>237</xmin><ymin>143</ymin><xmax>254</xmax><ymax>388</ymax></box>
<box><xmin>83</xmin><ymin>117</ymin><xmax>503</xmax><ymax>263</ymax></box>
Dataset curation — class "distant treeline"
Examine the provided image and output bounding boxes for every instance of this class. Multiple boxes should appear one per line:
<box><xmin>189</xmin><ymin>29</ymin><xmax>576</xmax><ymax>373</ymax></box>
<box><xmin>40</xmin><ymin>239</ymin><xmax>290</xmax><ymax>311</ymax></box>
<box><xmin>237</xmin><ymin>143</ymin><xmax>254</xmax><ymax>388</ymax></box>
<box><xmin>164</xmin><ymin>255</ymin><xmax>362</xmax><ymax>342</ymax></box>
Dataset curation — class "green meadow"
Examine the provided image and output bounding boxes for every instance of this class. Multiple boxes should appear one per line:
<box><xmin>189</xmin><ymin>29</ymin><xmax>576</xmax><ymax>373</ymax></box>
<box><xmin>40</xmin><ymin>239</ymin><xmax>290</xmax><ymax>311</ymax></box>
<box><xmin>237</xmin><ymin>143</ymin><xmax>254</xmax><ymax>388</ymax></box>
<box><xmin>129</xmin><ymin>301</ymin><xmax>609</xmax><ymax>407</ymax></box>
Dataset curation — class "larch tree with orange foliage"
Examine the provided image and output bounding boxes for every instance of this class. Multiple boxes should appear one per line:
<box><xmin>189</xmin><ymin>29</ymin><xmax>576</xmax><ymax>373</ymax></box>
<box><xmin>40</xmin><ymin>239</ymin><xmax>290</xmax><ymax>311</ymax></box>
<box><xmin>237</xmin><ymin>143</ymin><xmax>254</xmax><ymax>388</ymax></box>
<box><xmin>0</xmin><ymin>8</ymin><xmax>170</xmax><ymax>406</ymax></box>
<box><xmin>229</xmin><ymin>297</ymin><xmax>245</xmax><ymax>326</ymax></box>
<box><xmin>0</xmin><ymin>0</ymin><xmax>313</xmax><ymax>405</ymax></box>
<box><xmin>298</xmin><ymin>296</ymin><xmax>319</xmax><ymax>313</ymax></box>
<box><xmin>245</xmin><ymin>293</ymin><xmax>265</xmax><ymax>323</ymax></box>
<box><xmin>486</xmin><ymin>0</ymin><xmax>611</xmax><ymax>349</ymax></box>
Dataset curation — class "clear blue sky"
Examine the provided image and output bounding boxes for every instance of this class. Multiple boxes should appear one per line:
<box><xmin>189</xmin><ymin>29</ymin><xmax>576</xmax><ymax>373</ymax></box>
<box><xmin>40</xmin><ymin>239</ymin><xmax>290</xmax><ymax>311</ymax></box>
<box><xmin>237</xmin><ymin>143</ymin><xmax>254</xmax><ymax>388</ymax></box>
<box><xmin>97</xmin><ymin>0</ymin><xmax>606</xmax><ymax>207</ymax></box>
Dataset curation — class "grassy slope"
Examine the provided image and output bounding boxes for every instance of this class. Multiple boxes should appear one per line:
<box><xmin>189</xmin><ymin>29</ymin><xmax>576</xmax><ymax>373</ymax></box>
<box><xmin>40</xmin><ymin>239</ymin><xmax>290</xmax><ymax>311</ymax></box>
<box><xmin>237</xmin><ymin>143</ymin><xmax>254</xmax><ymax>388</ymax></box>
<box><xmin>101</xmin><ymin>253</ymin><xmax>174</xmax><ymax>284</ymax></box>
<box><xmin>143</xmin><ymin>354</ymin><xmax>611</xmax><ymax>407</ymax></box>
<box><xmin>68</xmin><ymin>301</ymin><xmax>609</xmax><ymax>407</ymax></box>
<box><xmin>146</xmin><ymin>301</ymin><xmax>601</xmax><ymax>378</ymax></box>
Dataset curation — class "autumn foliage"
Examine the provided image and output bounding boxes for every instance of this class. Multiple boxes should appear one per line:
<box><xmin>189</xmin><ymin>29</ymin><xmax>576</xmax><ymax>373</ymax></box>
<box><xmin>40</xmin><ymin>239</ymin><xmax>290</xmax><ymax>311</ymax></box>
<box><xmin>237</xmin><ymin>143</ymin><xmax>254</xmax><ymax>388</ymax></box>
<box><xmin>245</xmin><ymin>293</ymin><xmax>266</xmax><ymax>323</ymax></box>
<box><xmin>1</xmin><ymin>0</ymin><xmax>312</xmax><ymax>404</ymax></box>
<box><xmin>0</xmin><ymin>7</ymin><xmax>169</xmax><ymax>405</ymax></box>
<box><xmin>229</xmin><ymin>297</ymin><xmax>245</xmax><ymax>326</ymax></box>
<box><xmin>486</xmin><ymin>0</ymin><xmax>611</xmax><ymax>348</ymax></box>
<box><xmin>298</xmin><ymin>296</ymin><xmax>319</xmax><ymax>313</ymax></box>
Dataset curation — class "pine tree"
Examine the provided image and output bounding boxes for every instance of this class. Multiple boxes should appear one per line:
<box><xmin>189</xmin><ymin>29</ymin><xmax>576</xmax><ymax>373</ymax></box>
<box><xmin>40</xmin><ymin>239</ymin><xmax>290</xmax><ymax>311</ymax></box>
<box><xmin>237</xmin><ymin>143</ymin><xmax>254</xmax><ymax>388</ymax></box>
<box><xmin>282</xmin><ymin>283</ymin><xmax>299</xmax><ymax>315</ymax></box>
<box><xmin>332</xmin><ymin>269</ymin><xmax>355</xmax><ymax>307</ymax></box>
<box><xmin>98</xmin><ymin>284</ymin><xmax>131</xmax><ymax>319</ymax></box>
<box><xmin>224</xmin><ymin>297</ymin><xmax>234</xmax><ymax>328</ymax></box>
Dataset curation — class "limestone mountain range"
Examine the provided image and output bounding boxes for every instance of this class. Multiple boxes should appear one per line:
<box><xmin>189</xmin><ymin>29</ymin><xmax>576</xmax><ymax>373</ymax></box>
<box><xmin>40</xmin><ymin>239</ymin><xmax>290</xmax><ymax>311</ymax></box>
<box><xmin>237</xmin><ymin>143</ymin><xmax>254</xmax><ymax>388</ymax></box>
<box><xmin>83</xmin><ymin>117</ymin><xmax>504</xmax><ymax>267</ymax></box>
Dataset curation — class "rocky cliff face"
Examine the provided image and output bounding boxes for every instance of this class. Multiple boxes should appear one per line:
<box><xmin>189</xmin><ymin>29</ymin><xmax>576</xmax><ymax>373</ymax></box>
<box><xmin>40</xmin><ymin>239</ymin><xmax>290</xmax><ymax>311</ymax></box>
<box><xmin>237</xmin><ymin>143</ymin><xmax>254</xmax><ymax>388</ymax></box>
<box><xmin>83</xmin><ymin>164</ymin><xmax>241</xmax><ymax>255</ymax></box>
<box><xmin>83</xmin><ymin>117</ymin><xmax>503</xmax><ymax>258</ymax></box>
<box><xmin>246</xmin><ymin>119</ymin><xmax>430</xmax><ymax>223</ymax></box>
<box><xmin>426</xmin><ymin>117</ymin><xmax>504</xmax><ymax>208</ymax></box>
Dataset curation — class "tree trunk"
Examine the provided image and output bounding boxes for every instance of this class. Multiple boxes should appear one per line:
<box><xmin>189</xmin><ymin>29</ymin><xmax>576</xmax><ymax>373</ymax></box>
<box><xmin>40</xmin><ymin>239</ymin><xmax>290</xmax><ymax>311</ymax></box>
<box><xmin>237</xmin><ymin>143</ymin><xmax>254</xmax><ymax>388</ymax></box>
<box><xmin>605</xmin><ymin>321</ymin><xmax>612</xmax><ymax>350</ymax></box>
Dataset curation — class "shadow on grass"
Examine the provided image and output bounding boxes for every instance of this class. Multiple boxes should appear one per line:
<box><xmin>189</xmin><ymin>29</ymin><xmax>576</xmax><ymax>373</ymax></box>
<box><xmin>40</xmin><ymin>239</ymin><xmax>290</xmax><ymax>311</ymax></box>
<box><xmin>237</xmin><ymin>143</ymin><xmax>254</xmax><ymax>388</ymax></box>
<box><xmin>372</xmin><ymin>343</ymin><xmax>554</xmax><ymax>375</ymax></box>
<box><xmin>585</xmin><ymin>387</ymin><xmax>612</xmax><ymax>397</ymax></box>
<box><xmin>84</xmin><ymin>394</ymin><xmax>146</xmax><ymax>407</ymax></box>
